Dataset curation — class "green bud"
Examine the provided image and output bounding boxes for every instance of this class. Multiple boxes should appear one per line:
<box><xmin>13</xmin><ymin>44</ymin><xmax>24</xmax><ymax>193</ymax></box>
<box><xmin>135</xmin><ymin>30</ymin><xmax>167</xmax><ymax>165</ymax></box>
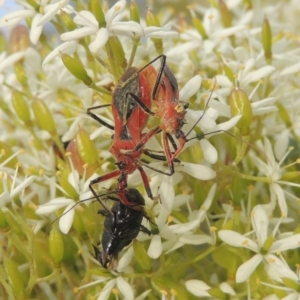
<box><xmin>14</xmin><ymin>62</ymin><xmax>28</xmax><ymax>86</ymax></box>
<box><xmin>282</xmin><ymin>171</ymin><xmax>300</xmax><ymax>181</ymax></box>
<box><xmin>229</xmin><ymin>87</ymin><xmax>253</xmax><ymax>136</ymax></box>
<box><xmin>243</xmin><ymin>0</ymin><xmax>252</xmax><ymax>9</ymax></box>
<box><xmin>0</xmin><ymin>31</ymin><xmax>7</xmax><ymax>53</ymax></box>
<box><xmin>60</xmin><ymin>9</ymin><xmax>77</xmax><ymax>31</ymax></box>
<box><xmin>222</xmin><ymin>63</ymin><xmax>235</xmax><ymax>83</ymax></box>
<box><xmin>130</xmin><ymin>0</ymin><xmax>140</xmax><ymax>23</ymax></box>
<box><xmin>281</xmin><ymin>277</ymin><xmax>299</xmax><ymax>290</ymax></box>
<box><xmin>106</xmin><ymin>36</ymin><xmax>126</xmax><ymax>76</ymax></box>
<box><xmin>49</xmin><ymin>228</ymin><xmax>64</xmax><ymax>265</ymax></box>
<box><xmin>145</xmin><ymin>8</ymin><xmax>163</xmax><ymax>54</ymax></box>
<box><xmin>191</xmin><ymin>10</ymin><xmax>208</xmax><ymax>40</ymax></box>
<box><xmin>208</xmin><ymin>288</ymin><xmax>226</xmax><ymax>299</ymax></box>
<box><xmin>12</xmin><ymin>92</ymin><xmax>31</xmax><ymax>123</ymax></box>
<box><xmin>133</xmin><ymin>240</ymin><xmax>152</xmax><ymax>271</ymax></box>
<box><xmin>277</xmin><ymin>102</ymin><xmax>291</xmax><ymax>127</ymax></box>
<box><xmin>3</xmin><ymin>257</ymin><xmax>25</xmax><ymax>298</ymax></box>
<box><xmin>0</xmin><ymin>209</ymin><xmax>9</xmax><ymax>231</ymax></box>
<box><xmin>219</xmin><ymin>0</ymin><xmax>232</xmax><ymax>28</ymax></box>
<box><xmin>57</xmin><ymin>165</ymin><xmax>78</xmax><ymax>199</ymax></box>
<box><xmin>75</xmin><ymin>127</ymin><xmax>99</xmax><ymax>166</ymax></box>
<box><xmin>5</xmin><ymin>212</ymin><xmax>26</xmax><ymax>240</ymax></box>
<box><xmin>261</xmin><ymin>235</ymin><xmax>274</xmax><ymax>254</ymax></box>
<box><xmin>262</xmin><ymin>16</ymin><xmax>272</xmax><ymax>63</ymax></box>
<box><xmin>0</xmin><ymin>141</ymin><xmax>19</xmax><ymax>168</ymax></box>
<box><xmin>32</xmin><ymin>98</ymin><xmax>56</xmax><ymax>134</ymax></box>
<box><xmin>91</xmin><ymin>0</ymin><xmax>106</xmax><ymax>27</ymax></box>
<box><xmin>9</xmin><ymin>25</ymin><xmax>30</xmax><ymax>54</ymax></box>
<box><xmin>61</xmin><ymin>53</ymin><xmax>93</xmax><ymax>86</ymax></box>
<box><xmin>26</xmin><ymin>0</ymin><xmax>40</xmax><ymax>10</ymax></box>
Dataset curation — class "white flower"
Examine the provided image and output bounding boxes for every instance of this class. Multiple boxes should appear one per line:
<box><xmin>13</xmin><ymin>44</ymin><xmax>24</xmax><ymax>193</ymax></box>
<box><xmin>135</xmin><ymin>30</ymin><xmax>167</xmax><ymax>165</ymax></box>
<box><xmin>58</xmin><ymin>0</ymin><xmax>177</xmax><ymax>55</ymax></box>
<box><xmin>251</xmin><ymin>137</ymin><xmax>300</xmax><ymax>216</ymax></box>
<box><xmin>185</xmin><ymin>280</ymin><xmax>236</xmax><ymax>298</ymax></box>
<box><xmin>219</xmin><ymin>205</ymin><xmax>300</xmax><ymax>283</ymax></box>
<box><xmin>0</xmin><ymin>0</ymin><xmax>71</xmax><ymax>44</ymax></box>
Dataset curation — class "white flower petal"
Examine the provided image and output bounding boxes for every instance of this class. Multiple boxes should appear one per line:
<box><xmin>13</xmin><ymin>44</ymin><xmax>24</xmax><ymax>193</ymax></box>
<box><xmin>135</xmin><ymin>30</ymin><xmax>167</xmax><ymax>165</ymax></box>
<box><xmin>236</xmin><ymin>254</ymin><xmax>263</xmax><ymax>283</ymax></box>
<box><xmin>215</xmin><ymin>115</ymin><xmax>242</xmax><ymax>132</ymax></box>
<box><xmin>61</xmin><ymin>27</ymin><xmax>97</xmax><ymax>41</ymax></box>
<box><xmin>274</xmin><ymin>129</ymin><xmax>289</xmax><ymax>160</ymax></box>
<box><xmin>200</xmin><ymin>139</ymin><xmax>218</xmax><ymax>164</ymax></box>
<box><xmin>178</xmin><ymin>162</ymin><xmax>216</xmax><ymax>180</ymax></box>
<box><xmin>218</xmin><ymin>230</ymin><xmax>259</xmax><ymax>252</ymax></box>
<box><xmin>270</xmin><ymin>234</ymin><xmax>300</xmax><ymax>253</ymax></box>
<box><xmin>271</xmin><ymin>183</ymin><xmax>287</xmax><ymax>217</ymax></box>
<box><xmin>264</xmin><ymin>254</ymin><xmax>299</xmax><ymax>282</ymax></box>
<box><xmin>97</xmin><ymin>279</ymin><xmax>116</xmax><ymax>300</ymax></box>
<box><xmin>219</xmin><ymin>282</ymin><xmax>236</xmax><ymax>295</ymax></box>
<box><xmin>109</xmin><ymin>21</ymin><xmax>143</xmax><ymax>36</ymax></box>
<box><xmin>0</xmin><ymin>51</ymin><xmax>26</xmax><ymax>72</ymax></box>
<box><xmin>35</xmin><ymin>198</ymin><xmax>74</xmax><ymax>214</ymax></box>
<box><xmin>105</xmin><ymin>0</ymin><xmax>126</xmax><ymax>25</ymax></box>
<box><xmin>135</xmin><ymin>290</ymin><xmax>151</xmax><ymax>300</ymax></box>
<box><xmin>242</xmin><ymin>65</ymin><xmax>275</xmax><ymax>85</ymax></box>
<box><xmin>42</xmin><ymin>41</ymin><xmax>78</xmax><ymax>66</ymax></box>
<box><xmin>0</xmin><ymin>10</ymin><xmax>35</xmax><ymax>28</ymax></box>
<box><xmin>37</xmin><ymin>0</ymin><xmax>70</xmax><ymax>26</ymax></box>
<box><xmin>280</xmin><ymin>61</ymin><xmax>300</xmax><ymax>76</ymax></box>
<box><xmin>185</xmin><ymin>280</ymin><xmax>210</xmax><ymax>297</ymax></box>
<box><xmin>251</xmin><ymin>205</ymin><xmax>268</xmax><ymax>247</ymax></box>
<box><xmin>147</xmin><ymin>235</ymin><xmax>162</xmax><ymax>259</ymax></box>
<box><xmin>159</xmin><ymin>175</ymin><xmax>174</xmax><ymax>214</ymax></box>
<box><xmin>179</xmin><ymin>75</ymin><xmax>202</xmax><ymax>102</ymax></box>
<box><xmin>215</xmin><ymin>75</ymin><xmax>233</xmax><ymax>88</ymax></box>
<box><xmin>59</xmin><ymin>203</ymin><xmax>75</xmax><ymax>234</ymax></box>
<box><xmin>179</xmin><ymin>234</ymin><xmax>213</xmax><ymax>245</ymax></box>
<box><xmin>89</xmin><ymin>28</ymin><xmax>109</xmax><ymax>53</ymax></box>
<box><xmin>30</xmin><ymin>14</ymin><xmax>43</xmax><ymax>45</ymax></box>
<box><xmin>116</xmin><ymin>276</ymin><xmax>134</xmax><ymax>300</ymax></box>
<box><xmin>117</xmin><ymin>246</ymin><xmax>134</xmax><ymax>272</ymax></box>
<box><xmin>168</xmin><ymin>220</ymin><xmax>199</xmax><ymax>234</ymax></box>
<box><xmin>10</xmin><ymin>176</ymin><xmax>35</xmax><ymax>198</ymax></box>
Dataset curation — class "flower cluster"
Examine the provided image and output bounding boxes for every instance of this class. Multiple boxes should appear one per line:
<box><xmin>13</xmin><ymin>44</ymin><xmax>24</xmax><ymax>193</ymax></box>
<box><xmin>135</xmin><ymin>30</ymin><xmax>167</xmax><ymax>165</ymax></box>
<box><xmin>0</xmin><ymin>0</ymin><xmax>300</xmax><ymax>299</ymax></box>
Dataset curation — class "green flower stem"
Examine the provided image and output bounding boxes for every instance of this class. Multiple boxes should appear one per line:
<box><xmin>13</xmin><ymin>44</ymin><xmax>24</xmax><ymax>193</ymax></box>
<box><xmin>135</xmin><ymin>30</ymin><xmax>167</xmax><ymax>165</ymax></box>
<box><xmin>89</xmin><ymin>82</ymin><xmax>112</xmax><ymax>95</ymax></box>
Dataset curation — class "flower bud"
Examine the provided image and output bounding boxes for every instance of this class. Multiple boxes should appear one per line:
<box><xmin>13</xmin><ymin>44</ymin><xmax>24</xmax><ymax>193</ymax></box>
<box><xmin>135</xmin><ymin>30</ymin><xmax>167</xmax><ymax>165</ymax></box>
<box><xmin>222</xmin><ymin>63</ymin><xmax>235</xmax><ymax>83</ymax></box>
<box><xmin>60</xmin><ymin>9</ymin><xmax>77</xmax><ymax>31</ymax></box>
<box><xmin>61</xmin><ymin>53</ymin><xmax>93</xmax><ymax>86</ymax></box>
<box><xmin>75</xmin><ymin>127</ymin><xmax>99</xmax><ymax>166</ymax></box>
<box><xmin>133</xmin><ymin>240</ymin><xmax>151</xmax><ymax>271</ymax></box>
<box><xmin>208</xmin><ymin>288</ymin><xmax>226</xmax><ymax>299</ymax></box>
<box><xmin>91</xmin><ymin>0</ymin><xmax>106</xmax><ymax>27</ymax></box>
<box><xmin>49</xmin><ymin>228</ymin><xmax>64</xmax><ymax>265</ymax></box>
<box><xmin>190</xmin><ymin>10</ymin><xmax>208</xmax><ymax>40</ymax></box>
<box><xmin>130</xmin><ymin>0</ymin><xmax>140</xmax><ymax>23</ymax></box>
<box><xmin>219</xmin><ymin>0</ymin><xmax>232</xmax><ymax>28</ymax></box>
<box><xmin>145</xmin><ymin>8</ymin><xmax>163</xmax><ymax>54</ymax></box>
<box><xmin>281</xmin><ymin>277</ymin><xmax>299</xmax><ymax>290</ymax></box>
<box><xmin>12</xmin><ymin>92</ymin><xmax>31</xmax><ymax>124</ymax></box>
<box><xmin>0</xmin><ymin>209</ymin><xmax>9</xmax><ymax>231</ymax></box>
<box><xmin>261</xmin><ymin>235</ymin><xmax>274</xmax><ymax>254</ymax></box>
<box><xmin>0</xmin><ymin>141</ymin><xmax>19</xmax><ymax>168</ymax></box>
<box><xmin>57</xmin><ymin>165</ymin><xmax>78</xmax><ymax>199</ymax></box>
<box><xmin>5</xmin><ymin>212</ymin><xmax>26</xmax><ymax>240</ymax></box>
<box><xmin>106</xmin><ymin>36</ymin><xmax>126</xmax><ymax>77</ymax></box>
<box><xmin>9</xmin><ymin>25</ymin><xmax>30</xmax><ymax>54</ymax></box>
<box><xmin>229</xmin><ymin>87</ymin><xmax>253</xmax><ymax>136</ymax></box>
<box><xmin>3</xmin><ymin>257</ymin><xmax>25</xmax><ymax>298</ymax></box>
<box><xmin>277</xmin><ymin>103</ymin><xmax>291</xmax><ymax>127</ymax></box>
<box><xmin>262</xmin><ymin>16</ymin><xmax>272</xmax><ymax>64</ymax></box>
<box><xmin>66</xmin><ymin>140</ymin><xmax>97</xmax><ymax>178</ymax></box>
<box><xmin>32</xmin><ymin>98</ymin><xmax>57</xmax><ymax>134</ymax></box>
<box><xmin>0</xmin><ymin>32</ymin><xmax>7</xmax><ymax>53</ymax></box>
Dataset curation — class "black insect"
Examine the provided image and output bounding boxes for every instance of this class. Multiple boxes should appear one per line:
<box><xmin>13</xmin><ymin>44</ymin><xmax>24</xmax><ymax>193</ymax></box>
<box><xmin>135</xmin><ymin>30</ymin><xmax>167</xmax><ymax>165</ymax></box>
<box><xmin>93</xmin><ymin>188</ymin><xmax>152</xmax><ymax>270</ymax></box>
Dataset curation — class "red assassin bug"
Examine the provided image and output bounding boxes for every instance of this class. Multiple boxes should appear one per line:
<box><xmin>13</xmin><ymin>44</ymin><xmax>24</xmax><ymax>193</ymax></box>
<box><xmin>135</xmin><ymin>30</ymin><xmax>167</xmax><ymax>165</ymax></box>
<box><xmin>121</xmin><ymin>55</ymin><xmax>211</xmax><ymax>174</ymax></box>
<box><xmin>93</xmin><ymin>188</ymin><xmax>152</xmax><ymax>270</ymax></box>
<box><xmin>87</xmin><ymin>55</ymin><xmax>175</xmax><ymax>205</ymax></box>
